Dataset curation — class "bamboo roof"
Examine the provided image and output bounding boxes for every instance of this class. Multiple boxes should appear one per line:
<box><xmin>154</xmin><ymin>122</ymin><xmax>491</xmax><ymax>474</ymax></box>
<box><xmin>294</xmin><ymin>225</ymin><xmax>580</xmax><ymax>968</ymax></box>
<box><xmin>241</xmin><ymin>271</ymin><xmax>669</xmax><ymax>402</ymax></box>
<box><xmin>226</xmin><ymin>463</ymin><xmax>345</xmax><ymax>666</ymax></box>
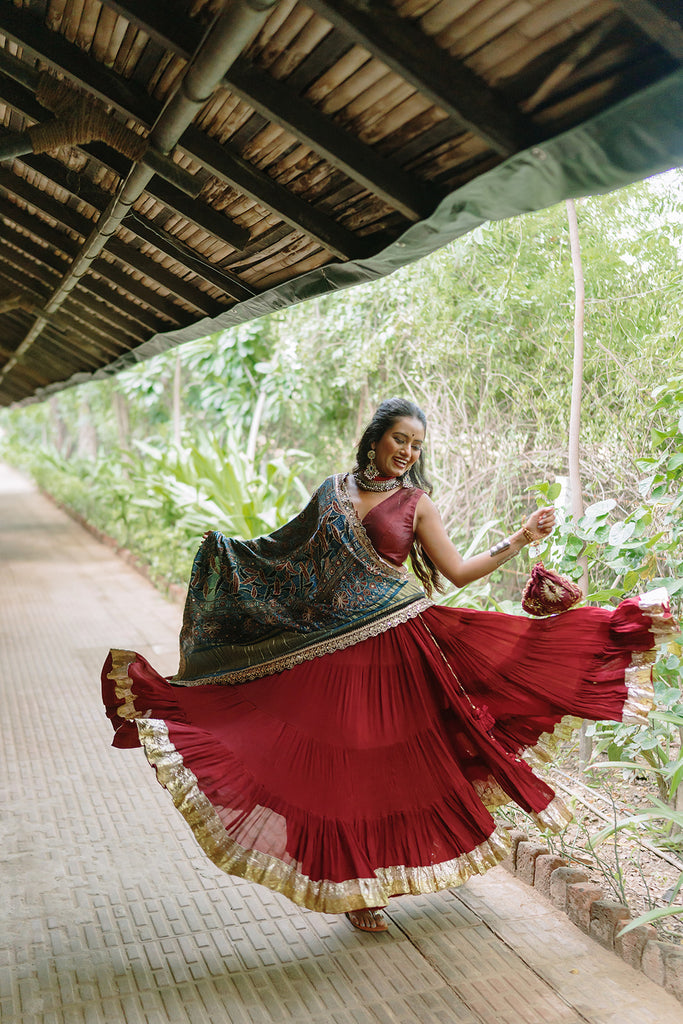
<box><xmin>0</xmin><ymin>0</ymin><xmax>681</xmax><ymax>405</ymax></box>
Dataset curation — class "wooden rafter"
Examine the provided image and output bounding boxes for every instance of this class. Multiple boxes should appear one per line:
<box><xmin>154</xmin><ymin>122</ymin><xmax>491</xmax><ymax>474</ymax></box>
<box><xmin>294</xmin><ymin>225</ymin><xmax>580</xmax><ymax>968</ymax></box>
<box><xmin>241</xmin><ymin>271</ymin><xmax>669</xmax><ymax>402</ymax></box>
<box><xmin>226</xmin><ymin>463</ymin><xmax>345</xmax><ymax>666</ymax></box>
<box><xmin>0</xmin><ymin>0</ymin><xmax>371</xmax><ymax>260</ymax></box>
<box><xmin>617</xmin><ymin>0</ymin><xmax>683</xmax><ymax>60</ymax></box>
<box><xmin>305</xmin><ymin>0</ymin><xmax>535</xmax><ymax>155</ymax></box>
<box><xmin>98</xmin><ymin>0</ymin><xmax>443</xmax><ymax>221</ymax></box>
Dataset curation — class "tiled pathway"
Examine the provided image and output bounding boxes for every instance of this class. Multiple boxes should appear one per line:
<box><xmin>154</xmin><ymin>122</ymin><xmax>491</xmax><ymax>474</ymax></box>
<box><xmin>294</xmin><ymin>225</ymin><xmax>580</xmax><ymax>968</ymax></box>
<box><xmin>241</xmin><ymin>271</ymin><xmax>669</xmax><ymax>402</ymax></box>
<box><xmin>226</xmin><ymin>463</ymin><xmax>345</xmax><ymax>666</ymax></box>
<box><xmin>1</xmin><ymin>462</ymin><xmax>680</xmax><ymax>1024</ymax></box>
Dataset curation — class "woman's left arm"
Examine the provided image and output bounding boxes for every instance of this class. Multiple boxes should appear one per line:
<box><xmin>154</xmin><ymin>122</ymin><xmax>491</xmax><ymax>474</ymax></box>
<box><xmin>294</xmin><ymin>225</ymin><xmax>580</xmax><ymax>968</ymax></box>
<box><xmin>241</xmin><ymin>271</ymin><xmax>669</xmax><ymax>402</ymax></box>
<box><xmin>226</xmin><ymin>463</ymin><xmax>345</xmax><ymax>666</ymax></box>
<box><xmin>414</xmin><ymin>495</ymin><xmax>555</xmax><ymax>589</ymax></box>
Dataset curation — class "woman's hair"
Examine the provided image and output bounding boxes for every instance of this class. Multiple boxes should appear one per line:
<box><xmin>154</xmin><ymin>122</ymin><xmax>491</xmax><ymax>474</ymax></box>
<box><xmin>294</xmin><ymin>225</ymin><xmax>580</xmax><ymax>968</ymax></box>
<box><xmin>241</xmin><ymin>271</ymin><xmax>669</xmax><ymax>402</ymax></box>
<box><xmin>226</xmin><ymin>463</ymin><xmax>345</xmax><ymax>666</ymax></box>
<box><xmin>354</xmin><ymin>397</ymin><xmax>444</xmax><ymax>598</ymax></box>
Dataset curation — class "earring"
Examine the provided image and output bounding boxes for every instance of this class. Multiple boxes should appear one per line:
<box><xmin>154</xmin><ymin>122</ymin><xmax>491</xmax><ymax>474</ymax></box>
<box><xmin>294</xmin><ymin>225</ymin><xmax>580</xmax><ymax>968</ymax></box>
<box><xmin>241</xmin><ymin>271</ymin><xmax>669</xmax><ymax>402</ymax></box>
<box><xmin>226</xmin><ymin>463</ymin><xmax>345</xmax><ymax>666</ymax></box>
<box><xmin>364</xmin><ymin>450</ymin><xmax>379</xmax><ymax>479</ymax></box>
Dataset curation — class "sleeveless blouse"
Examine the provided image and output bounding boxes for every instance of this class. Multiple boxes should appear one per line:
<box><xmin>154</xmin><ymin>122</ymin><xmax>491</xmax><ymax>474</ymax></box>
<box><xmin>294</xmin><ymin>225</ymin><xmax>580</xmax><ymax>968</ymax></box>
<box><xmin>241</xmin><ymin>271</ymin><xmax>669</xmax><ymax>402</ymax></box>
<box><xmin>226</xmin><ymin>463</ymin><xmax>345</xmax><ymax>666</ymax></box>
<box><xmin>361</xmin><ymin>486</ymin><xmax>424</xmax><ymax>566</ymax></box>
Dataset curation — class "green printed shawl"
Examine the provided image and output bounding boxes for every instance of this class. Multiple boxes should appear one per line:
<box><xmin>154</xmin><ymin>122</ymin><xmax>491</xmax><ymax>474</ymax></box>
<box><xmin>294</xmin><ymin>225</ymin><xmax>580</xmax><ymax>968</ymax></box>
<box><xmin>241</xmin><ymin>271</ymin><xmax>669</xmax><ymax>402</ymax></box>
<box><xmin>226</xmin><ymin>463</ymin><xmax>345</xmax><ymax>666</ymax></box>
<box><xmin>173</xmin><ymin>474</ymin><xmax>431</xmax><ymax>686</ymax></box>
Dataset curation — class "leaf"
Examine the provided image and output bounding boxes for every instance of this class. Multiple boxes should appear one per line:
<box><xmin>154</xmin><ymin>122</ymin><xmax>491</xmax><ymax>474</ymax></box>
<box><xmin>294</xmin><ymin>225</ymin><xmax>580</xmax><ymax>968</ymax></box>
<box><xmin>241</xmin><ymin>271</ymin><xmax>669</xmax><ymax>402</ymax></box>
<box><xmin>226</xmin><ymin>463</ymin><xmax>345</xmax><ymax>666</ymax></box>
<box><xmin>586</xmin><ymin>589</ymin><xmax>625</xmax><ymax>602</ymax></box>
<box><xmin>669</xmin><ymin>760</ymin><xmax>683</xmax><ymax>799</ymax></box>
<box><xmin>587</xmin><ymin>761</ymin><xmax>664</xmax><ymax>775</ymax></box>
<box><xmin>617</xmin><ymin>906</ymin><xmax>683</xmax><ymax>937</ymax></box>
<box><xmin>589</xmin><ymin>799</ymin><xmax>683</xmax><ymax>849</ymax></box>
<box><xmin>582</xmin><ymin>499</ymin><xmax>617</xmax><ymax>520</ymax></box>
<box><xmin>637</xmin><ymin>474</ymin><xmax>656</xmax><ymax>495</ymax></box>
<box><xmin>608</xmin><ymin>521</ymin><xmax>636</xmax><ymax>546</ymax></box>
<box><xmin>649</xmin><ymin>711</ymin><xmax>683</xmax><ymax>727</ymax></box>
<box><xmin>666</xmin><ymin>452</ymin><xmax>683</xmax><ymax>472</ymax></box>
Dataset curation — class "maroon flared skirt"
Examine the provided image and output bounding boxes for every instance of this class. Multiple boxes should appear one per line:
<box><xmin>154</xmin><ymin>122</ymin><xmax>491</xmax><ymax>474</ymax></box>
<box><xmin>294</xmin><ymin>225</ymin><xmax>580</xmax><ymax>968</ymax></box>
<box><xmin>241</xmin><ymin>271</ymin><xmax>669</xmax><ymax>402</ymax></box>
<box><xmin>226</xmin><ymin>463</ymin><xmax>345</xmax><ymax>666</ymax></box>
<box><xmin>102</xmin><ymin>591</ymin><xmax>676</xmax><ymax>913</ymax></box>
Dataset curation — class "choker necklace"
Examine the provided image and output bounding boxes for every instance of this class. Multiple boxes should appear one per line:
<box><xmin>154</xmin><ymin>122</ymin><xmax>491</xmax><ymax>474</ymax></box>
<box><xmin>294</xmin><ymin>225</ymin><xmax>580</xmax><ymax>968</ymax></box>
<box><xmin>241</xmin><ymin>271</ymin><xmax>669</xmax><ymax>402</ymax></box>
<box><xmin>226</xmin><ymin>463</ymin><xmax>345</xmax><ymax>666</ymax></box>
<box><xmin>353</xmin><ymin>470</ymin><xmax>404</xmax><ymax>492</ymax></box>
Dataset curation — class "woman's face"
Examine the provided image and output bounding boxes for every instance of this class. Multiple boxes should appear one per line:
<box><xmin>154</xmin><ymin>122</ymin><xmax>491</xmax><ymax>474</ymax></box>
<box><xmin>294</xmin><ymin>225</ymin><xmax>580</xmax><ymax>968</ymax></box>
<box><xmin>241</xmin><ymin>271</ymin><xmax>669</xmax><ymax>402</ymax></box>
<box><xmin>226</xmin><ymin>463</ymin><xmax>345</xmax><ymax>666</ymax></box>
<box><xmin>371</xmin><ymin>416</ymin><xmax>425</xmax><ymax>477</ymax></box>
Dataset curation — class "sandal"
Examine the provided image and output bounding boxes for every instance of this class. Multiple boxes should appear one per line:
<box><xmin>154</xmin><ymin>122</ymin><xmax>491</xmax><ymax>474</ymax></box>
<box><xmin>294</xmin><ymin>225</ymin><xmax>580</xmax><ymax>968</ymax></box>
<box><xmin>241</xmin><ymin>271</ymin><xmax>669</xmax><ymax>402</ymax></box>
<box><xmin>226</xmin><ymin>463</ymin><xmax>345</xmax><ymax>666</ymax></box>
<box><xmin>345</xmin><ymin>908</ymin><xmax>389</xmax><ymax>933</ymax></box>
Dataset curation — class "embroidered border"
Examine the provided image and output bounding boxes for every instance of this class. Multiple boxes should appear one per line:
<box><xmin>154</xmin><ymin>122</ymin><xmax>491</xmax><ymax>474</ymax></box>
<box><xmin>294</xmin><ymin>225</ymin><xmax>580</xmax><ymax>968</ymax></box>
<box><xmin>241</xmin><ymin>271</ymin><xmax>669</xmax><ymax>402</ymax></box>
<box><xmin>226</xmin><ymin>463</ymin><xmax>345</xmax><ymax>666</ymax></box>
<box><xmin>174</xmin><ymin>596</ymin><xmax>434</xmax><ymax>686</ymax></box>
<box><xmin>335</xmin><ymin>473</ymin><xmax>410</xmax><ymax>580</ymax></box>
<box><xmin>136</xmin><ymin>716</ymin><xmax>513</xmax><ymax>914</ymax></box>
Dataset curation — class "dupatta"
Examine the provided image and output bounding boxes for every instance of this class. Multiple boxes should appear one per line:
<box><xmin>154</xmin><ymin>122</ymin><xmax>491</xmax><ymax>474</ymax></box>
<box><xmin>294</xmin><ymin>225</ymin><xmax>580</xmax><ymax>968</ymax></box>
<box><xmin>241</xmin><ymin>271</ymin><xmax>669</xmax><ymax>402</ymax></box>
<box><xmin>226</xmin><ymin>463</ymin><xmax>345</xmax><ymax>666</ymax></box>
<box><xmin>173</xmin><ymin>474</ymin><xmax>431</xmax><ymax>686</ymax></box>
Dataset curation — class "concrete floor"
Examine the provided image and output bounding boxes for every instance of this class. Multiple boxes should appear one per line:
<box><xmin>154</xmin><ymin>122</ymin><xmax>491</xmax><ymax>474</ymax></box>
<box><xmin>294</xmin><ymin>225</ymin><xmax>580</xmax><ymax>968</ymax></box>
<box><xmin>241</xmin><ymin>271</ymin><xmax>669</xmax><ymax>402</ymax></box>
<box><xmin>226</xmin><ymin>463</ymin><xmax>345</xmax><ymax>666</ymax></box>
<box><xmin>1</xmin><ymin>461</ymin><xmax>681</xmax><ymax>1024</ymax></box>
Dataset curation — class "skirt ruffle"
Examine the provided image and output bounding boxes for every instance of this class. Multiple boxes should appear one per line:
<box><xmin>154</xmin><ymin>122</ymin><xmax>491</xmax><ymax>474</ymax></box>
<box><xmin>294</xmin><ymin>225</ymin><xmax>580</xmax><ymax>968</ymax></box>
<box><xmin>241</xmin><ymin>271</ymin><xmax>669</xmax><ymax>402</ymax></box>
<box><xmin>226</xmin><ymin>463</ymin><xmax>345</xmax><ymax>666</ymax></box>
<box><xmin>101</xmin><ymin>588</ymin><xmax>677</xmax><ymax>913</ymax></box>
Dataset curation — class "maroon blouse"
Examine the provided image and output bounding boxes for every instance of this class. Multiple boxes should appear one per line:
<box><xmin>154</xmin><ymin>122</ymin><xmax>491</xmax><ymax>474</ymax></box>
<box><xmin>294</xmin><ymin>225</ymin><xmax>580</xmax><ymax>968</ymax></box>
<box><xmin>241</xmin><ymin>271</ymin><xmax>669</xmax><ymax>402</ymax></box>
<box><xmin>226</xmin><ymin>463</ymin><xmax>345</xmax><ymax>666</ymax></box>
<box><xmin>361</xmin><ymin>486</ymin><xmax>424</xmax><ymax>566</ymax></box>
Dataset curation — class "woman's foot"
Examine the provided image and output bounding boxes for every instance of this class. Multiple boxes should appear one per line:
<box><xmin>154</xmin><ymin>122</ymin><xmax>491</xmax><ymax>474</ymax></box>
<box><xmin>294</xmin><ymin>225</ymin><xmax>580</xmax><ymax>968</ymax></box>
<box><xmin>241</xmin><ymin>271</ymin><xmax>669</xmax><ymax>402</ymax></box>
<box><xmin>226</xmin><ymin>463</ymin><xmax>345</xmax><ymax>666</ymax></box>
<box><xmin>345</xmin><ymin>908</ymin><xmax>388</xmax><ymax>932</ymax></box>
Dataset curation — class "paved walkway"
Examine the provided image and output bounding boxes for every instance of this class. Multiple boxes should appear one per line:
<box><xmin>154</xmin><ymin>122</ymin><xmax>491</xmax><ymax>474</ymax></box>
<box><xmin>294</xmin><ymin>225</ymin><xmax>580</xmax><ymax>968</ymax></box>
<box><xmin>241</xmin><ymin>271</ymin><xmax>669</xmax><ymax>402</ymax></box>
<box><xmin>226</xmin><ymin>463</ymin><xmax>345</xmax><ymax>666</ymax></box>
<box><xmin>1</xmin><ymin>461</ymin><xmax>680</xmax><ymax>1024</ymax></box>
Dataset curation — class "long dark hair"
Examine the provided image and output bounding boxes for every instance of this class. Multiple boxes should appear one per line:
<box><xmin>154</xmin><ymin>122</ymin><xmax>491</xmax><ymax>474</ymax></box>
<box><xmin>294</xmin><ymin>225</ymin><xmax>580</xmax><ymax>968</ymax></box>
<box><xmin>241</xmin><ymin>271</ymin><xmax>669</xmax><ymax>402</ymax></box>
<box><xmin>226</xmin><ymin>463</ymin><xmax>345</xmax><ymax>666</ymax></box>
<box><xmin>354</xmin><ymin>397</ymin><xmax>444</xmax><ymax>598</ymax></box>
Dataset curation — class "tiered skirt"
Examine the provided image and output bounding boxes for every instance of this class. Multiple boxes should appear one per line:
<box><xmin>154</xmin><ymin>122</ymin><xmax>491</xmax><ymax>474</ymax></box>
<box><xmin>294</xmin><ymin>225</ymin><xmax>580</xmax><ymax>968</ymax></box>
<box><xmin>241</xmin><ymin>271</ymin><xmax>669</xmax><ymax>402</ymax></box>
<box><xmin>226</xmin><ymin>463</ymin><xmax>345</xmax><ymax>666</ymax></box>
<box><xmin>102</xmin><ymin>590</ymin><xmax>676</xmax><ymax>913</ymax></box>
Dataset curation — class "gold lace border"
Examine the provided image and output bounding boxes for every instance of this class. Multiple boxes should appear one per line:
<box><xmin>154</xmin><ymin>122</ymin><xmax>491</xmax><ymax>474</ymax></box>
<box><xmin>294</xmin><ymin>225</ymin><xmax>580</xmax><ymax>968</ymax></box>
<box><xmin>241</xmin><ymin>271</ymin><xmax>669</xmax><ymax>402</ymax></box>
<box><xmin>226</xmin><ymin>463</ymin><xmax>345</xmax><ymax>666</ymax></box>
<box><xmin>107</xmin><ymin>648</ymin><xmax>144</xmax><ymax>720</ymax></box>
<box><xmin>136</xmin><ymin>716</ymin><xmax>521</xmax><ymax>914</ymax></box>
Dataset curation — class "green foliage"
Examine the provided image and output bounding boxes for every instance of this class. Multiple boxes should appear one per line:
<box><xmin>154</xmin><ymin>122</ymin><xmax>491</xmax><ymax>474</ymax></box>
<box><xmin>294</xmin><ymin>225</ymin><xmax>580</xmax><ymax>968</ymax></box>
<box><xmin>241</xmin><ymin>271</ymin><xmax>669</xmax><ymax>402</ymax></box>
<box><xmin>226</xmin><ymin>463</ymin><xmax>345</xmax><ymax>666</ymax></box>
<box><xmin>528</xmin><ymin>374</ymin><xmax>683</xmax><ymax>864</ymax></box>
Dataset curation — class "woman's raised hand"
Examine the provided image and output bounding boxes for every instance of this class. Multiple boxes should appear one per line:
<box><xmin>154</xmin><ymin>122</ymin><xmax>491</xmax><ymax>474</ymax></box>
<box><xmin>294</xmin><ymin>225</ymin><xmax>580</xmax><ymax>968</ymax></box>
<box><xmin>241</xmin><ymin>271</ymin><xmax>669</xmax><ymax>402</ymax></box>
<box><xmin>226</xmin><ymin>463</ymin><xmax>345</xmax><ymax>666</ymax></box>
<box><xmin>523</xmin><ymin>506</ymin><xmax>555</xmax><ymax>543</ymax></box>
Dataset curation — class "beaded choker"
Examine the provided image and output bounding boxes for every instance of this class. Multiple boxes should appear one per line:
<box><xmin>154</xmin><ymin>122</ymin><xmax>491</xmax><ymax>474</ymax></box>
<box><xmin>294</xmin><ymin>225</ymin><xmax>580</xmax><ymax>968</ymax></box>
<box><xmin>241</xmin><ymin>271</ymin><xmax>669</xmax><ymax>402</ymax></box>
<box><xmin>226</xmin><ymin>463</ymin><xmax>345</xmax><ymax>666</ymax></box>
<box><xmin>353</xmin><ymin>470</ymin><xmax>403</xmax><ymax>492</ymax></box>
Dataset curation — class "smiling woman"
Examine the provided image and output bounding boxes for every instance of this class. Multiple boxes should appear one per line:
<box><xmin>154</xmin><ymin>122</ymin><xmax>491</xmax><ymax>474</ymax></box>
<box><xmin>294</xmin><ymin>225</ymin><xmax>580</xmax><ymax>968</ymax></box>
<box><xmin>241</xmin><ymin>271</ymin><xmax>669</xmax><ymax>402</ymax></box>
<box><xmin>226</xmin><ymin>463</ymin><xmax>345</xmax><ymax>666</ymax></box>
<box><xmin>101</xmin><ymin>396</ymin><xmax>678</xmax><ymax>935</ymax></box>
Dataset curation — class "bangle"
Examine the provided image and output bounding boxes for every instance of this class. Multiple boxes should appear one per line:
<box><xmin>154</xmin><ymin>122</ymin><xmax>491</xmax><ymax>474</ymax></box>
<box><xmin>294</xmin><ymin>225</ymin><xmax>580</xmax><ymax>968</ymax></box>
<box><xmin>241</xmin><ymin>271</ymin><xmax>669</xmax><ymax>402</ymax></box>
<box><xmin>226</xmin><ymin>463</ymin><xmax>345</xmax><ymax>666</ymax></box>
<box><xmin>522</xmin><ymin>526</ymin><xmax>535</xmax><ymax>545</ymax></box>
<box><xmin>490</xmin><ymin>537</ymin><xmax>511</xmax><ymax>557</ymax></box>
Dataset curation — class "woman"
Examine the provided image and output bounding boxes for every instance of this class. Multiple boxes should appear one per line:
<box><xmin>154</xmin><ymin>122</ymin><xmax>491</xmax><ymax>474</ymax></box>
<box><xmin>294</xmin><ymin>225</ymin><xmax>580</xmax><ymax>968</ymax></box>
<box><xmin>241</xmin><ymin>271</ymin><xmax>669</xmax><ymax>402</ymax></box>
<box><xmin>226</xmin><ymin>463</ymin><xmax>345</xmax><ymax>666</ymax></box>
<box><xmin>102</xmin><ymin>397</ymin><xmax>676</xmax><ymax>933</ymax></box>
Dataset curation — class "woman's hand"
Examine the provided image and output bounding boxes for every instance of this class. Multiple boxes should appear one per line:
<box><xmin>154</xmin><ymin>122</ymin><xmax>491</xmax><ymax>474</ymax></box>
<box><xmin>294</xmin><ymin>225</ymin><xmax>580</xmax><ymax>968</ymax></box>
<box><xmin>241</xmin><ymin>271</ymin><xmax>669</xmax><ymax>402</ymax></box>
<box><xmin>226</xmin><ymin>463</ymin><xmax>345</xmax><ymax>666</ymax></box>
<box><xmin>523</xmin><ymin>506</ymin><xmax>555</xmax><ymax>543</ymax></box>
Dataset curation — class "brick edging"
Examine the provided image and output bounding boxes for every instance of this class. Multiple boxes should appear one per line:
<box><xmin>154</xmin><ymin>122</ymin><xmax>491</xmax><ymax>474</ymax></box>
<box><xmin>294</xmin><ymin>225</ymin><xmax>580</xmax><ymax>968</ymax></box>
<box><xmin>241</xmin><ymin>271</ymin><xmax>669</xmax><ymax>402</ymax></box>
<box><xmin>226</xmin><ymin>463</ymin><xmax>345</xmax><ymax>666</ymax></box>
<box><xmin>503</xmin><ymin>829</ymin><xmax>683</xmax><ymax>1002</ymax></box>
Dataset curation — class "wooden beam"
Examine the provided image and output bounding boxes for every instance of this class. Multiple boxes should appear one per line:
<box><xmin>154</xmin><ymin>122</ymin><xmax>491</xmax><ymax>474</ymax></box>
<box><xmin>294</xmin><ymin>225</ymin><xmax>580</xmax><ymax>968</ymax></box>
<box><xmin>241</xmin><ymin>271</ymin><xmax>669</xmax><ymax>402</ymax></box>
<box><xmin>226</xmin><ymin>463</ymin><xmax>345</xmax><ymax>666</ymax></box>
<box><xmin>14</xmin><ymin>153</ymin><xmax>112</xmax><ymax>215</ymax></box>
<box><xmin>0</xmin><ymin>164</ymin><xmax>95</xmax><ymax>238</ymax></box>
<box><xmin>0</xmin><ymin>0</ymin><xmax>154</xmax><ymax>124</ymax></box>
<box><xmin>0</xmin><ymin>74</ymin><xmax>249</xmax><ymax>253</ymax></box>
<box><xmin>180</xmin><ymin>125</ymin><xmax>370</xmax><ymax>260</ymax></box>
<box><xmin>100</xmin><ymin>0</ymin><xmax>201</xmax><ymax>55</ymax></box>
<box><xmin>306</xmin><ymin>0</ymin><xmax>534</xmax><ymax>155</ymax></box>
<box><xmin>88</xmin><ymin>256</ymin><xmax>184</xmax><ymax>324</ymax></box>
<box><xmin>82</xmin><ymin>144</ymin><xmax>250</xmax><ymax>253</ymax></box>
<box><xmin>0</xmin><ymin>2</ymin><xmax>372</xmax><ymax>259</ymax></box>
<box><xmin>0</xmin><ymin>217</ymin><xmax>170</xmax><ymax>333</ymax></box>
<box><xmin>105</xmin><ymin>236</ymin><xmax>227</xmax><ymax>317</ymax></box>
<box><xmin>0</xmin><ymin>194</ymin><xmax>183</xmax><ymax>323</ymax></box>
<box><xmin>0</xmin><ymin>217</ymin><xmax>72</xmax><ymax>275</ymax></box>
<box><xmin>226</xmin><ymin>58</ymin><xmax>439</xmax><ymax>221</ymax></box>
<box><xmin>99</xmin><ymin>2</ymin><xmax>439</xmax><ymax>219</ymax></box>
<box><xmin>124</xmin><ymin>213</ymin><xmax>256</xmax><ymax>302</ymax></box>
<box><xmin>0</xmin><ymin>195</ymin><xmax>81</xmax><ymax>259</ymax></box>
<box><xmin>0</xmin><ymin>239</ymin><xmax>58</xmax><ymax>293</ymax></box>
<box><xmin>0</xmin><ymin>269</ymin><xmax>108</xmax><ymax>376</ymax></box>
<box><xmin>0</xmin><ymin>258</ymin><xmax>133</xmax><ymax>359</ymax></box>
<box><xmin>142</xmin><ymin>175</ymin><xmax>249</xmax><ymax>252</ymax></box>
<box><xmin>0</xmin><ymin>164</ymin><xmax>225</xmax><ymax>315</ymax></box>
<box><xmin>5</xmin><ymin>144</ymin><xmax>254</xmax><ymax>303</ymax></box>
<box><xmin>617</xmin><ymin>0</ymin><xmax>683</xmax><ymax>60</ymax></box>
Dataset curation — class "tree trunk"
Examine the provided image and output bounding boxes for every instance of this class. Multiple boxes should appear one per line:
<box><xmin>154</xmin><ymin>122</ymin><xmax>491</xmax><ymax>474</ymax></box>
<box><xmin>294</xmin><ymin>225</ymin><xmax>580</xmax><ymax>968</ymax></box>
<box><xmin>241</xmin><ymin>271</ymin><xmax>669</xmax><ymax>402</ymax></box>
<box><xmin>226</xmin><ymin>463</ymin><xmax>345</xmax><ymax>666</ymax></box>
<box><xmin>77</xmin><ymin>397</ymin><xmax>98</xmax><ymax>460</ymax></box>
<box><xmin>566</xmin><ymin>198</ymin><xmax>591</xmax><ymax>768</ymax></box>
<box><xmin>49</xmin><ymin>395</ymin><xmax>68</xmax><ymax>457</ymax></box>
<box><xmin>113</xmin><ymin>390</ymin><xmax>130</xmax><ymax>450</ymax></box>
<box><xmin>172</xmin><ymin>351</ymin><xmax>182</xmax><ymax>448</ymax></box>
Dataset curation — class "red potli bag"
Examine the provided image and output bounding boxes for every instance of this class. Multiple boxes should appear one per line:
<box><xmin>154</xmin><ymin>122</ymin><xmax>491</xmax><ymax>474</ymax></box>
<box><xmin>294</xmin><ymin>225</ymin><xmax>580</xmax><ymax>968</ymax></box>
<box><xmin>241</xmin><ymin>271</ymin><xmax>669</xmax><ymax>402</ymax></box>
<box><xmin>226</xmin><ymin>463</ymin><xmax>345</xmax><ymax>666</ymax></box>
<box><xmin>521</xmin><ymin>562</ymin><xmax>583</xmax><ymax>616</ymax></box>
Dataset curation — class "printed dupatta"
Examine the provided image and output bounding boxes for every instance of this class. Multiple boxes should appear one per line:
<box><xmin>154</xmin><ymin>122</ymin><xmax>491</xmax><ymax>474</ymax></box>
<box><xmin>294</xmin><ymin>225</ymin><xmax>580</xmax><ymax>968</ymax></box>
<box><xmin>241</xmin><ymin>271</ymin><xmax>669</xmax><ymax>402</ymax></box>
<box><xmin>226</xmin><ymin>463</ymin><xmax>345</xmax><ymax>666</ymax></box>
<box><xmin>173</xmin><ymin>474</ymin><xmax>432</xmax><ymax>686</ymax></box>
